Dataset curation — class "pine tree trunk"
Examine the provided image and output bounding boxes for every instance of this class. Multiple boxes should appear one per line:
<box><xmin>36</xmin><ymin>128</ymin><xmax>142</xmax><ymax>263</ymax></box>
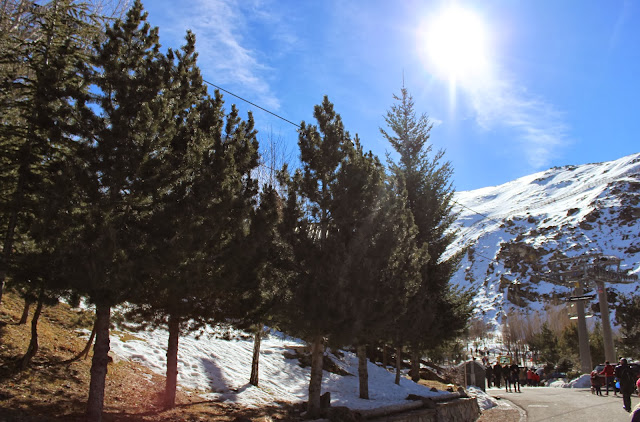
<box><xmin>382</xmin><ymin>344</ymin><xmax>389</xmax><ymax>368</ymax></box>
<box><xmin>249</xmin><ymin>327</ymin><xmax>262</xmax><ymax>386</ymax></box>
<box><xmin>395</xmin><ymin>345</ymin><xmax>402</xmax><ymax>385</ymax></box>
<box><xmin>80</xmin><ymin>323</ymin><xmax>97</xmax><ymax>360</ymax></box>
<box><xmin>19</xmin><ymin>297</ymin><xmax>32</xmax><ymax>325</ymax></box>
<box><xmin>86</xmin><ymin>302</ymin><xmax>111</xmax><ymax>422</ymax></box>
<box><xmin>366</xmin><ymin>343</ymin><xmax>376</xmax><ymax>363</ymax></box>
<box><xmin>0</xmin><ymin>157</ymin><xmax>27</xmax><ymax>306</ymax></box>
<box><xmin>357</xmin><ymin>344</ymin><xmax>369</xmax><ymax>399</ymax></box>
<box><xmin>410</xmin><ymin>348</ymin><xmax>420</xmax><ymax>382</ymax></box>
<box><xmin>67</xmin><ymin>320</ymin><xmax>96</xmax><ymax>362</ymax></box>
<box><xmin>307</xmin><ymin>335</ymin><xmax>324</xmax><ymax>418</ymax></box>
<box><xmin>164</xmin><ymin>314</ymin><xmax>180</xmax><ymax>409</ymax></box>
<box><xmin>20</xmin><ymin>289</ymin><xmax>44</xmax><ymax>369</ymax></box>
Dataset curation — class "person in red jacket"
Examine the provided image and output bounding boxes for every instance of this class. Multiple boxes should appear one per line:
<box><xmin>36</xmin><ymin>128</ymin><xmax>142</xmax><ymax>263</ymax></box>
<box><xmin>527</xmin><ymin>368</ymin><xmax>535</xmax><ymax>386</ymax></box>
<box><xmin>599</xmin><ymin>361</ymin><xmax>615</xmax><ymax>395</ymax></box>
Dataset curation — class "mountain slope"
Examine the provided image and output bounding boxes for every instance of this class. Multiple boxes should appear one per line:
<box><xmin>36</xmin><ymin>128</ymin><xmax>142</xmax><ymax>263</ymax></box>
<box><xmin>448</xmin><ymin>152</ymin><xmax>640</xmax><ymax>324</ymax></box>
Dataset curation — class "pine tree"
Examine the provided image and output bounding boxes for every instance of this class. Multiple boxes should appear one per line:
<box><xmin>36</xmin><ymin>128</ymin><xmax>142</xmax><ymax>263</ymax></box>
<box><xmin>0</xmin><ymin>0</ymin><xmax>97</xmax><ymax>306</ymax></box>
<box><xmin>115</xmin><ymin>31</ymin><xmax>220</xmax><ymax>408</ymax></box>
<box><xmin>530</xmin><ymin>322</ymin><xmax>560</xmax><ymax>364</ymax></box>
<box><xmin>613</xmin><ymin>294</ymin><xmax>640</xmax><ymax>357</ymax></box>
<box><xmin>0</xmin><ymin>0</ymin><xmax>104</xmax><ymax>372</ymax></box>
<box><xmin>332</xmin><ymin>145</ymin><xmax>428</xmax><ymax>396</ymax></box>
<box><xmin>241</xmin><ymin>185</ymin><xmax>295</xmax><ymax>387</ymax></box>
<box><xmin>380</xmin><ymin>86</ymin><xmax>473</xmax><ymax>372</ymax></box>
<box><xmin>346</xmin><ymin>173</ymin><xmax>432</xmax><ymax>386</ymax></box>
<box><xmin>277</xmin><ymin>97</ymin><xmax>351</xmax><ymax>417</ymax></box>
<box><xmin>58</xmin><ymin>2</ymin><xmax>175</xmax><ymax>419</ymax></box>
<box><xmin>279</xmin><ymin>97</ymin><xmax>405</xmax><ymax>415</ymax></box>
<box><xmin>104</xmin><ymin>26</ymin><xmax>274</xmax><ymax>409</ymax></box>
<box><xmin>123</xmin><ymin>83</ymin><xmax>262</xmax><ymax>407</ymax></box>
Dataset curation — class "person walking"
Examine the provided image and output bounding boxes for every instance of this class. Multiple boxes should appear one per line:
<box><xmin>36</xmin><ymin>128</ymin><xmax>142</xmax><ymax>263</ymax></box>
<box><xmin>631</xmin><ymin>378</ymin><xmax>640</xmax><ymax>421</ymax></box>
<box><xmin>615</xmin><ymin>358</ymin><xmax>635</xmax><ymax>412</ymax></box>
<box><xmin>504</xmin><ymin>366</ymin><xmax>512</xmax><ymax>392</ymax></box>
<box><xmin>493</xmin><ymin>362</ymin><xmax>502</xmax><ymax>389</ymax></box>
<box><xmin>591</xmin><ymin>369</ymin><xmax>603</xmax><ymax>396</ymax></box>
<box><xmin>510</xmin><ymin>363</ymin><xmax>521</xmax><ymax>393</ymax></box>
<box><xmin>600</xmin><ymin>361</ymin><xmax>615</xmax><ymax>395</ymax></box>
<box><xmin>485</xmin><ymin>364</ymin><xmax>494</xmax><ymax>388</ymax></box>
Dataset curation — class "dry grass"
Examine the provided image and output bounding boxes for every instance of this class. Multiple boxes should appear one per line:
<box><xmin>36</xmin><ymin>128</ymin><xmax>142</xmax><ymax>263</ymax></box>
<box><xmin>416</xmin><ymin>379</ymin><xmax>452</xmax><ymax>390</ymax></box>
<box><xmin>0</xmin><ymin>291</ymin><xmax>303</xmax><ymax>421</ymax></box>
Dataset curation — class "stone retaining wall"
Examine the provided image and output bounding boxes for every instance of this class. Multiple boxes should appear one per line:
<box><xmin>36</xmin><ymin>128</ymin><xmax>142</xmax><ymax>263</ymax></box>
<box><xmin>365</xmin><ymin>397</ymin><xmax>480</xmax><ymax>422</ymax></box>
<box><xmin>311</xmin><ymin>394</ymin><xmax>480</xmax><ymax>422</ymax></box>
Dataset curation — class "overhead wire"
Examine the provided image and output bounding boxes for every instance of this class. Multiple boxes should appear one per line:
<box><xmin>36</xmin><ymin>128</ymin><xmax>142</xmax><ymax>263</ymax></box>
<box><xmin>202</xmin><ymin>79</ymin><xmax>301</xmax><ymax>129</ymax></box>
<box><xmin>452</xmin><ymin>199</ymin><xmax>503</xmax><ymax>226</ymax></box>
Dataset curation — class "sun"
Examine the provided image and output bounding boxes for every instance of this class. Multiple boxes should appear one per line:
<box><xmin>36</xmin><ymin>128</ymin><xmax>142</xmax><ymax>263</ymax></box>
<box><xmin>418</xmin><ymin>6</ymin><xmax>490</xmax><ymax>83</ymax></box>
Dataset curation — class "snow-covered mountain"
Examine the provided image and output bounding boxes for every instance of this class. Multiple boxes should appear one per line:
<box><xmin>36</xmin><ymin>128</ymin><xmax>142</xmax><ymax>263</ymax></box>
<box><xmin>448</xmin><ymin>152</ymin><xmax>640</xmax><ymax>325</ymax></box>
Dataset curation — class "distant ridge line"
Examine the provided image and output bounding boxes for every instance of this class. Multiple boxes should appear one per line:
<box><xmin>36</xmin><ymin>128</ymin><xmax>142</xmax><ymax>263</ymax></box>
<box><xmin>446</xmin><ymin>164</ymin><xmax>640</xmax><ymax>258</ymax></box>
<box><xmin>454</xmin><ymin>166</ymin><xmax>639</xmax><ymax>228</ymax></box>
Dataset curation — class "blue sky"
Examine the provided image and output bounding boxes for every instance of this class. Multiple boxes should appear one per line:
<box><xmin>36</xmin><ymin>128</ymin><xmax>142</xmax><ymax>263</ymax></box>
<box><xmin>142</xmin><ymin>0</ymin><xmax>639</xmax><ymax>191</ymax></box>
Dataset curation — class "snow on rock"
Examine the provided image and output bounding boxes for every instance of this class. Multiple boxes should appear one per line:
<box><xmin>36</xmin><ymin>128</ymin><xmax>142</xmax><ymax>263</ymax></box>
<box><xmin>569</xmin><ymin>374</ymin><xmax>592</xmax><ymax>388</ymax></box>
<box><xmin>466</xmin><ymin>386</ymin><xmax>498</xmax><ymax>410</ymax></box>
<box><xmin>547</xmin><ymin>374</ymin><xmax>591</xmax><ymax>389</ymax></box>
<box><xmin>548</xmin><ymin>379</ymin><xmax>570</xmax><ymax>388</ymax></box>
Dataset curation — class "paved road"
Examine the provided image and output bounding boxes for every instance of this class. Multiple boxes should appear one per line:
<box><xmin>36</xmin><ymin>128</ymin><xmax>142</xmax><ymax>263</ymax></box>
<box><xmin>486</xmin><ymin>386</ymin><xmax>639</xmax><ymax>421</ymax></box>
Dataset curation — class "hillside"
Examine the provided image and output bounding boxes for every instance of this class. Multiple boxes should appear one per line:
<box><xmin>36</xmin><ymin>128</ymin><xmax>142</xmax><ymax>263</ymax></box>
<box><xmin>0</xmin><ymin>292</ymin><xmax>304</xmax><ymax>421</ymax></box>
<box><xmin>0</xmin><ymin>291</ymin><xmax>464</xmax><ymax>421</ymax></box>
<box><xmin>448</xmin><ymin>152</ymin><xmax>640</xmax><ymax>325</ymax></box>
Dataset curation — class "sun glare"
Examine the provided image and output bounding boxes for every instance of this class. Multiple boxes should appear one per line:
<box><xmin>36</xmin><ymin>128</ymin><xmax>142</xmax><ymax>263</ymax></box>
<box><xmin>418</xmin><ymin>6</ymin><xmax>490</xmax><ymax>84</ymax></box>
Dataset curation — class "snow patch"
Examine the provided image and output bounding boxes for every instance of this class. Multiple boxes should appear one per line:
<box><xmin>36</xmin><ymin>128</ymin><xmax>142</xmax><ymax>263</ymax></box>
<box><xmin>466</xmin><ymin>386</ymin><xmax>498</xmax><ymax>410</ymax></box>
<box><xmin>108</xmin><ymin>325</ymin><xmax>451</xmax><ymax>410</ymax></box>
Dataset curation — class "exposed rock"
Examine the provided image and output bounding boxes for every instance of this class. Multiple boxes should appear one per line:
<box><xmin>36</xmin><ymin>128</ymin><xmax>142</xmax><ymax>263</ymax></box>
<box><xmin>567</xmin><ymin>207</ymin><xmax>579</xmax><ymax>216</ymax></box>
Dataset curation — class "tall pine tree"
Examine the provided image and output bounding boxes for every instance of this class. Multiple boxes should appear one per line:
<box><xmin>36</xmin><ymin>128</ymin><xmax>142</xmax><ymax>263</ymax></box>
<box><xmin>279</xmin><ymin>97</ymin><xmax>403</xmax><ymax>415</ymax></box>
<box><xmin>62</xmin><ymin>2</ymin><xmax>176</xmax><ymax>419</ymax></box>
<box><xmin>0</xmin><ymin>0</ymin><xmax>97</xmax><ymax>306</ymax></box>
<box><xmin>121</xmin><ymin>32</ymin><xmax>261</xmax><ymax>404</ymax></box>
<box><xmin>278</xmin><ymin>97</ymin><xmax>349</xmax><ymax>417</ymax></box>
<box><xmin>380</xmin><ymin>86</ymin><xmax>473</xmax><ymax>376</ymax></box>
<box><xmin>345</xmin><ymin>173</ymin><xmax>427</xmax><ymax>396</ymax></box>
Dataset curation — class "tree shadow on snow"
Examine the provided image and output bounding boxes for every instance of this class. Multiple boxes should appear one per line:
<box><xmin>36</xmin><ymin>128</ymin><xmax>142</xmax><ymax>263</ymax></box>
<box><xmin>199</xmin><ymin>357</ymin><xmax>260</xmax><ymax>404</ymax></box>
<box><xmin>200</xmin><ymin>357</ymin><xmax>230</xmax><ymax>393</ymax></box>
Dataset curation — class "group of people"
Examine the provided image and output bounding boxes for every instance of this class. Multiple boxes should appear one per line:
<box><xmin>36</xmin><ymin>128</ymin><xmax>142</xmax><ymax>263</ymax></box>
<box><xmin>484</xmin><ymin>356</ymin><xmax>640</xmax><ymax>416</ymax></box>
<box><xmin>590</xmin><ymin>360</ymin><xmax>615</xmax><ymax>396</ymax></box>
<box><xmin>485</xmin><ymin>361</ymin><xmax>541</xmax><ymax>392</ymax></box>
<box><xmin>590</xmin><ymin>358</ymin><xmax>640</xmax><ymax>414</ymax></box>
